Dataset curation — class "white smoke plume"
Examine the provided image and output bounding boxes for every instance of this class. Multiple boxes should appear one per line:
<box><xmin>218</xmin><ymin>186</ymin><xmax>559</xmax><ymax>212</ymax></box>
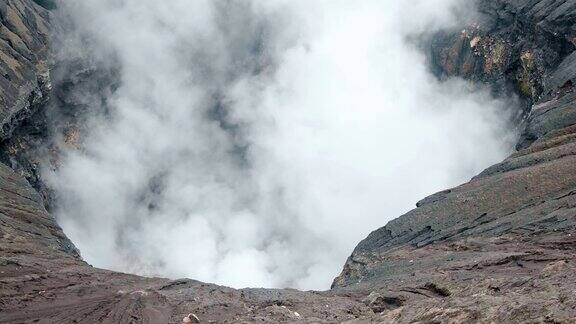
<box><xmin>47</xmin><ymin>0</ymin><xmax>517</xmax><ymax>290</ymax></box>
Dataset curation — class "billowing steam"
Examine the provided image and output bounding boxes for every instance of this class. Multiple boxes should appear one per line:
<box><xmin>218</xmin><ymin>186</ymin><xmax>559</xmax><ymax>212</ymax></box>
<box><xmin>47</xmin><ymin>0</ymin><xmax>516</xmax><ymax>289</ymax></box>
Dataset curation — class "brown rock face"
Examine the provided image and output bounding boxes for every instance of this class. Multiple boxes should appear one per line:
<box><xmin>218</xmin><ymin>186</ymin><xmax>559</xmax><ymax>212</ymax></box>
<box><xmin>0</xmin><ymin>0</ymin><xmax>50</xmax><ymax>140</ymax></box>
<box><xmin>0</xmin><ymin>160</ymin><xmax>381</xmax><ymax>322</ymax></box>
<box><xmin>431</xmin><ymin>0</ymin><xmax>576</xmax><ymax>113</ymax></box>
<box><xmin>2</xmin><ymin>0</ymin><xmax>576</xmax><ymax>323</ymax></box>
<box><xmin>331</xmin><ymin>2</ymin><xmax>576</xmax><ymax>321</ymax></box>
<box><xmin>0</xmin><ymin>0</ymin><xmax>53</xmax><ymax>207</ymax></box>
<box><xmin>332</xmin><ymin>117</ymin><xmax>576</xmax><ymax>321</ymax></box>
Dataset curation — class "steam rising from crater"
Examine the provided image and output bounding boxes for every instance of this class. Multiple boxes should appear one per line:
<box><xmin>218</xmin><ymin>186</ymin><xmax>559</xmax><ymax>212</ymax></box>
<box><xmin>47</xmin><ymin>0</ymin><xmax>516</xmax><ymax>289</ymax></box>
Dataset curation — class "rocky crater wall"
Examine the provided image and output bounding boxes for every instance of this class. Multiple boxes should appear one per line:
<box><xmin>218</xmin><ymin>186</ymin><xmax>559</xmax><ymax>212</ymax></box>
<box><xmin>0</xmin><ymin>0</ymin><xmax>576</xmax><ymax>323</ymax></box>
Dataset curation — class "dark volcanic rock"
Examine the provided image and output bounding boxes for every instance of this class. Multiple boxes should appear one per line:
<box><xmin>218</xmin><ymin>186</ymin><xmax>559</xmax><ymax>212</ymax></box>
<box><xmin>0</xmin><ymin>0</ymin><xmax>119</xmax><ymax>208</ymax></box>
<box><xmin>0</xmin><ymin>0</ymin><xmax>53</xmax><ymax>206</ymax></box>
<box><xmin>0</xmin><ymin>161</ymin><xmax>77</xmax><ymax>258</ymax></box>
<box><xmin>332</xmin><ymin>92</ymin><xmax>576</xmax><ymax>318</ymax></box>
<box><xmin>332</xmin><ymin>1</ymin><xmax>576</xmax><ymax>320</ymax></box>
<box><xmin>332</xmin><ymin>110</ymin><xmax>576</xmax><ymax>321</ymax></box>
<box><xmin>0</xmin><ymin>0</ymin><xmax>50</xmax><ymax>140</ymax></box>
<box><xmin>0</xmin><ymin>162</ymin><xmax>377</xmax><ymax>323</ymax></box>
<box><xmin>517</xmin><ymin>91</ymin><xmax>576</xmax><ymax>149</ymax></box>
<box><xmin>331</xmin><ymin>1</ymin><xmax>576</xmax><ymax>321</ymax></box>
<box><xmin>431</xmin><ymin>0</ymin><xmax>576</xmax><ymax>110</ymax></box>
<box><xmin>31</xmin><ymin>0</ymin><xmax>55</xmax><ymax>10</ymax></box>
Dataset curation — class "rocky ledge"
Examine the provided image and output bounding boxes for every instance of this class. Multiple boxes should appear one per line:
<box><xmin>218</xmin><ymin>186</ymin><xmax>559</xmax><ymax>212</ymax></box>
<box><xmin>1</xmin><ymin>0</ymin><xmax>576</xmax><ymax>323</ymax></box>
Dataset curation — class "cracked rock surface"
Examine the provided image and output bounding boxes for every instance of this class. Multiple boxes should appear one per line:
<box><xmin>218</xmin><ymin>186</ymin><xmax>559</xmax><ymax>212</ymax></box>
<box><xmin>0</xmin><ymin>0</ymin><xmax>50</xmax><ymax>140</ymax></box>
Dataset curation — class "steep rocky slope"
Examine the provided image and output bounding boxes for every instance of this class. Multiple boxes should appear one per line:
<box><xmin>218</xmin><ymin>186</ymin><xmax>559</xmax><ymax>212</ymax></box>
<box><xmin>332</xmin><ymin>106</ymin><xmax>576</xmax><ymax>321</ymax></box>
<box><xmin>333</xmin><ymin>0</ymin><xmax>576</xmax><ymax>322</ymax></box>
<box><xmin>431</xmin><ymin>0</ymin><xmax>576</xmax><ymax>104</ymax></box>
<box><xmin>1</xmin><ymin>0</ymin><xmax>576</xmax><ymax>323</ymax></box>
<box><xmin>0</xmin><ymin>0</ymin><xmax>50</xmax><ymax>139</ymax></box>
<box><xmin>0</xmin><ymin>162</ymin><xmax>380</xmax><ymax>323</ymax></box>
<box><xmin>0</xmin><ymin>0</ymin><xmax>51</xmax><ymax>205</ymax></box>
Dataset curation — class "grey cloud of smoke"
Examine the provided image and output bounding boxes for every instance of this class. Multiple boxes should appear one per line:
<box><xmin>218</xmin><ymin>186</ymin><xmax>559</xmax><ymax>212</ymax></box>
<box><xmin>47</xmin><ymin>0</ymin><xmax>517</xmax><ymax>290</ymax></box>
